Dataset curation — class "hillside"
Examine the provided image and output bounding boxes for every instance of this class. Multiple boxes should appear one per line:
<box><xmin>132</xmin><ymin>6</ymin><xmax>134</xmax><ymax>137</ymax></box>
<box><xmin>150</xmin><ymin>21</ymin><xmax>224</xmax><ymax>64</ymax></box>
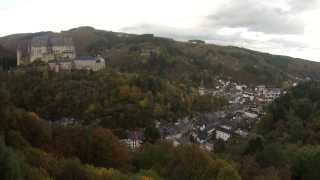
<box><xmin>1</xmin><ymin>26</ymin><xmax>320</xmax><ymax>86</ymax></box>
<box><xmin>258</xmin><ymin>80</ymin><xmax>320</xmax><ymax>144</ymax></box>
<box><xmin>0</xmin><ymin>69</ymin><xmax>239</xmax><ymax>180</ymax></box>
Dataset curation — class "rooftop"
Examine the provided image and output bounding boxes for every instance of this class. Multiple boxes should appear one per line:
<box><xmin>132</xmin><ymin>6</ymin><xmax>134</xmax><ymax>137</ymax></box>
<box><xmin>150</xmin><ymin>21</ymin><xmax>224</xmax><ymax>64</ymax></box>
<box><xmin>75</xmin><ymin>56</ymin><xmax>97</xmax><ymax>61</ymax></box>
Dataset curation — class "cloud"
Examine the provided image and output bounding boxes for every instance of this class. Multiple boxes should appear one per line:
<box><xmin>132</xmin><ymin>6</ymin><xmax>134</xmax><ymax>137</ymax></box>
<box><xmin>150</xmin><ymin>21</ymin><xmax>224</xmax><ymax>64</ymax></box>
<box><xmin>289</xmin><ymin>0</ymin><xmax>318</xmax><ymax>12</ymax></box>
<box><xmin>122</xmin><ymin>23</ymin><xmax>248</xmax><ymax>44</ymax></box>
<box><xmin>205</xmin><ymin>0</ymin><xmax>312</xmax><ymax>35</ymax></box>
<box><xmin>122</xmin><ymin>22</ymin><xmax>318</xmax><ymax>61</ymax></box>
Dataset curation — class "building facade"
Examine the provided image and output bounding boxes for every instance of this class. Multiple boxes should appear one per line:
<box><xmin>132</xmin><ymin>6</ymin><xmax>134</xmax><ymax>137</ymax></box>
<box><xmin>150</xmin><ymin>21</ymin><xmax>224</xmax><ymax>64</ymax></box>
<box><xmin>73</xmin><ymin>56</ymin><xmax>106</xmax><ymax>71</ymax></box>
<box><xmin>48</xmin><ymin>60</ymin><xmax>73</xmax><ymax>72</ymax></box>
<box><xmin>48</xmin><ymin>56</ymin><xmax>106</xmax><ymax>72</ymax></box>
<box><xmin>17</xmin><ymin>34</ymin><xmax>76</xmax><ymax>65</ymax></box>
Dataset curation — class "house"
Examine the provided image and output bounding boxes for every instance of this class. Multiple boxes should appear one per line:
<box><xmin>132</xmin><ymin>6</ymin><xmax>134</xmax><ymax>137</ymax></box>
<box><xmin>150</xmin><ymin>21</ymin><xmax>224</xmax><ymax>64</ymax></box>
<box><xmin>165</xmin><ymin>137</ymin><xmax>181</xmax><ymax>147</ymax></box>
<box><xmin>235</xmin><ymin>129</ymin><xmax>249</xmax><ymax>137</ymax></box>
<box><xmin>216</xmin><ymin>129</ymin><xmax>231</xmax><ymax>141</ymax></box>
<box><xmin>215</xmin><ymin>125</ymin><xmax>232</xmax><ymax>141</ymax></box>
<box><xmin>199</xmin><ymin>87</ymin><xmax>206</xmax><ymax>96</ymax></box>
<box><xmin>120</xmin><ymin>139</ymin><xmax>142</xmax><ymax>150</ymax></box>
<box><xmin>236</xmin><ymin>85</ymin><xmax>247</xmax><ymax>91</ymax></box>
<box><xmin>244</xmin><ymin>111</ymin><xmax>258</xmax><ymax>119</ymax></box>
<box><xmin>200</xmin><ymin>143</ymin><xmax>214</xmax><ymax>151</ymax></box>
<box><xmin>73</xmin><ymin>56</ymin><xmax>106</xmax><ymax>71</ymax></box>
<box><xmin>120</xmin><ymin>130</ymin><xmax>144</xmax><ymax>150</ymax></box>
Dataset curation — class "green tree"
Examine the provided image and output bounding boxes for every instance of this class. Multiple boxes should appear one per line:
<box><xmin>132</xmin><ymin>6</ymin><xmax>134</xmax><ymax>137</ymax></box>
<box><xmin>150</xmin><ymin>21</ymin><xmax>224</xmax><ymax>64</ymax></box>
<box><xmin>56</xmin><ymin>158</ymin><xmax>87</xmax><ymax>180</ymax></box>
<box><xmin>83</xmin><ymin>128</ymin><xmax>129</xmax><ymax>168</ymax></box>
<box><xmin>169</xmin><ymin>144</ymin><xmax>240</xmax><ymax>180</ymax></box>
<box><xmin>217</xmin><ymin>165</ymin><xmax>242</xmax><ymax>180</ymax></box>
<box><xmin>0</xmin><ymin>141</ymin><xmax>24</xmax><ymax>180</ymax></box>
<box><xmin>144</xmin><ymin>126</ymin><xmax>160</xmax><ymax>144</ymax></box>
<box><xmin>292</xmin><ymin>146</ymin><xmax>320</xmax><ymax>180</ymax></box>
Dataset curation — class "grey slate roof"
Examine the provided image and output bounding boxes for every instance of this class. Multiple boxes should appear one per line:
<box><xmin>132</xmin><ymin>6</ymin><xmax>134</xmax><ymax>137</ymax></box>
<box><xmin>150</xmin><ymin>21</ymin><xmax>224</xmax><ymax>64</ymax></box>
<box><xmin>75</xmin><ymin>56</ymin><xmax>97</xmax><ymax>61</ymax></box>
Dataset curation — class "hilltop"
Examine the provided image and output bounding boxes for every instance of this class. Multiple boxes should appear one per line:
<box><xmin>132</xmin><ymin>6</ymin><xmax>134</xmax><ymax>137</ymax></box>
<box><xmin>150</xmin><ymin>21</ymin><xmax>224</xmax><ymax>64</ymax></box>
<box><xmin>1</xmin><ymin>26</ymin><xmax>320</xmax><ymax>86</ymax></box>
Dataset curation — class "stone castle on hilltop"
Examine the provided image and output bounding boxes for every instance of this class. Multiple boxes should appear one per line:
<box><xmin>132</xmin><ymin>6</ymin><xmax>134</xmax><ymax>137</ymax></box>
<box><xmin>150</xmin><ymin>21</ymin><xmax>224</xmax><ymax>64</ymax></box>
<box><xmin>17</xmin><ymin>34</ymin><xmax>105</xmax><ymax>71</ymax></box>
<box><xmin>17</xmin><ymin>34</ymin><xmax>76</xmax><ymax>65</ymax></box>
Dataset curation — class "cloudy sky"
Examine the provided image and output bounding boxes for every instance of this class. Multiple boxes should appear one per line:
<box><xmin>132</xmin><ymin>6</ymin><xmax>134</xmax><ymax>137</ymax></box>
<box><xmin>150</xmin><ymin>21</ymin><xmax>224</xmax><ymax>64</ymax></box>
<box><xmin>1</xmin><ymin>0</ymin><xmax>319</xmax><ymax>61</ymax></box>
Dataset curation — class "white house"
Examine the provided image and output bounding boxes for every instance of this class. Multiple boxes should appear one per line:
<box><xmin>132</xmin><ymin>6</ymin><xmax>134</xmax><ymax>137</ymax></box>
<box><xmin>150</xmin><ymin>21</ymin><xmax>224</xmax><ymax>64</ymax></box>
<box><xmin>216</xmin><ymin>129</ymin><xmax>231</xmax><ymax>141</ymax></box>
<box><xmin>120</xmin><ymin>139</ymin><xmax>142</xmax><ymax>150</ymax></box>
<box><xmin>244</xmin><ymin>112</ymin><xmax>258</xmax><ymax>119</ymax></box>
<box><xmin>73</xmin><ymin>56</ymin><xmax>106</xmax><ymax>71</ymax></box>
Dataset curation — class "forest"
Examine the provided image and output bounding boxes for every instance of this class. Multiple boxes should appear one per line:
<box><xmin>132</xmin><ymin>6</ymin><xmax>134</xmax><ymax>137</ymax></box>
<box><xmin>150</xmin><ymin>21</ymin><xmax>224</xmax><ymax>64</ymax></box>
<box><xmin>0</xmin><ymin>68</ymin><xmax>237</xmax><ymax>180</ymax></box>
<box><xmin>2</xmin><ymin>64</ymin><xmax>320</xmax><ymax>180</ymax></box>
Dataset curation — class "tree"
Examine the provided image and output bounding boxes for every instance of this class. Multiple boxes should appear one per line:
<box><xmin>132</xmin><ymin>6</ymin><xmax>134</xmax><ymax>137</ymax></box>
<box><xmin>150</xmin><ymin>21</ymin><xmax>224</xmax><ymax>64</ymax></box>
<box><xmin>56</xmin><ymin>158</ymin><xmax>87</xmax><ymax>180</ymax></box>
<box><xmin>133</xmin><ymin>142</ymin><xmax>175</xmax><ymax>176</ymax></box>
<box><xmin>214</xmin><ymin>139</ymin><xmax>226</xmax><ymax>153</ymax></box>
<box><xmin>5</xmin><ymin>130</ymin><xmax>30</xmax><ymax>149</ymax></box>
<box><xmin>130</xmin><ymin>169</ymin><xmax>163</xmax><ymax>180</ymax></box>
<box><xmin>15</xmin><ymin>112</ymin><xmax>52</xmax><ymax>148</ymax></box>
<box><xmin>256</xmin><ymin>143</ymin><xmax>287</xmax><ymax>168</ymax></box>
<box><xmin>239</xmin><ymin>156</ymin><xmax>260</xmax><ymax>180</ymax></box>
<box><xmin>85</xmin><ymin>165</ymin><xmax>115</xmax><ymax>180</ymax></box>
<box><xmin>83</xmin><ymin>128</ymin><xmax>129</xmax><ymax>168</ymax></box>
<box><xmin>168</xmin><ymin>144</ymin><xmax>240</xmax><ymax>180</ymax></box>
<box><xmin>144</xmin><ymin>126</ymin><xmax>160</xmax><ymax>144</ymax></box>
<box><xmin>217</xmin><ymin>165</ymin><xmax>242</xmax><ymax>180</ymax></box>
<box><xmin>291</xmin><ymin>146</ymin><xmax>320</xmax><ymax>180</ymax></box>
<box><xmin>245</xmin><ymin>136</ymin><xmax>264</xmax><ymax>155</ymax></box>
<box><xmin>0</xmin><ymin>141</ymin><xmax>24</xmax><ymax>180</ymax></box>
<box><xmin>24</xmin><ymin>165</ymin><xmax>51</xmax><ymax>180</ymax></box>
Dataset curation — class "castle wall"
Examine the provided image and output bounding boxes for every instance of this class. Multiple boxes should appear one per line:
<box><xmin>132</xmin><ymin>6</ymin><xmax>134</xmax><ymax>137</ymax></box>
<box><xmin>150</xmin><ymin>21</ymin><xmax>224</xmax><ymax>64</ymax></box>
<box><xmin>73</xmin><ymin>57</ymin><xmax>105</xmax><ymax>71</ymax></box>
<box><xmin>30</xmin><ymin>45</ymin><xmax>76</xmax><ymax>63</ymax></box>
<box><xmin>17</xmin><ymin>50</ymin><xmax>21</xmax><ymax>66</ymax></box>
<box><xmin>48</xmin><ymin>60</ymin><xmax>73</xmax><ymax>72</ymax></box>
<box><xmin>52</xmin><ymin>46</ymin><xmax>76</xmax><ymax>59</ymax></box>
<box><xmin>17</xmin><ymin>35</ymin><xmax>76</xmax><ymax>65</ymax></box>
<box><xmin>30</xmin><ymin>46</ymin><xmax>49</xmax><ymax>62</ymax></box>
<box><xmin>17</xmin><ymin>40</ymin><xmax>32</xmax><ymax>65</ymax></box>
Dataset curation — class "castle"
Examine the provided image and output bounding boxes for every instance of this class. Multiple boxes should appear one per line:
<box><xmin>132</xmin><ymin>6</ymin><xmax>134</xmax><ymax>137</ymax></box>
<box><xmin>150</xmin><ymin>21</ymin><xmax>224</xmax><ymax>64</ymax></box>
<box><xmin>17</xmin><ymin>34</ymin><xmax>105</xmax><ymax>71</ymax></box>
<box><xmin>17</xmin><ymin>34</ymin><xmax>76</xmax><ymax>65</ymax></box>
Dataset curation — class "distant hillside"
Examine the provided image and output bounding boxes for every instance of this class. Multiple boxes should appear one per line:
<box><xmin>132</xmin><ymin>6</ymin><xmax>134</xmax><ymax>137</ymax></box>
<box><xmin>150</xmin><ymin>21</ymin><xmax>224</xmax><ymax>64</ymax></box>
<box><xmin>1</xmin><ymin>26</ymin><xmax>320</xmax><ymax>86</ymax></box>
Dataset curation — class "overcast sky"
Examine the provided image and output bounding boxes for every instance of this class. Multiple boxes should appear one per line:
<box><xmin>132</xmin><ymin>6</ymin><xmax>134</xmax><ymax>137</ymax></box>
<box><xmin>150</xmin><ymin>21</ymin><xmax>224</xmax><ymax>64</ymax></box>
<box><xmin>1</xmin><ymin>0</ymin><xmax>319</xmax><ymax>61</ymax></box>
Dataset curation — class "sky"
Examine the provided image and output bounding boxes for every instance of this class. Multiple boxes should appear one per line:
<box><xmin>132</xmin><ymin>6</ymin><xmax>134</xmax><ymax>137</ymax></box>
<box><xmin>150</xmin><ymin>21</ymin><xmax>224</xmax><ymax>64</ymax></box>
<box><xmin>1</xmin><ymin>0</ymin><xmax>319</xmax><ymax>61</ymax></box>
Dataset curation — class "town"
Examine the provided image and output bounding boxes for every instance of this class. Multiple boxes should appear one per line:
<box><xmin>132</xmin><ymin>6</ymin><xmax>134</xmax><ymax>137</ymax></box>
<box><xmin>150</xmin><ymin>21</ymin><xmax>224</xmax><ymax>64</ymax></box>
<box><xmin>113</xmin><ymin>78</ymin><xmax>293</xmax><ymax>151</ymax></box>
<box><xmin>156</xmin><ymin>79</ymin><xmax>285</xmax><ymax>151</ymax></box>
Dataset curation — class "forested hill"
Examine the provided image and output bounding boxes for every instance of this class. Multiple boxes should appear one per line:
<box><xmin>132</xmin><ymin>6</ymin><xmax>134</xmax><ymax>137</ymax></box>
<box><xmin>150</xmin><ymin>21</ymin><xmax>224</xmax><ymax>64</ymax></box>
<box><xmin>217</xmin><ymin>80</ymin><xmax>320</xmax><ymax>179</ymax></box>
<box><xmin>258</xmin><ymin>80</ymin><xmax>320</xmax><ymax>144</ymax></box>
<box><xmin>1</xmin><ymin>26</ymin><xmax>320</xmax><ymax>86</ymax></box>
